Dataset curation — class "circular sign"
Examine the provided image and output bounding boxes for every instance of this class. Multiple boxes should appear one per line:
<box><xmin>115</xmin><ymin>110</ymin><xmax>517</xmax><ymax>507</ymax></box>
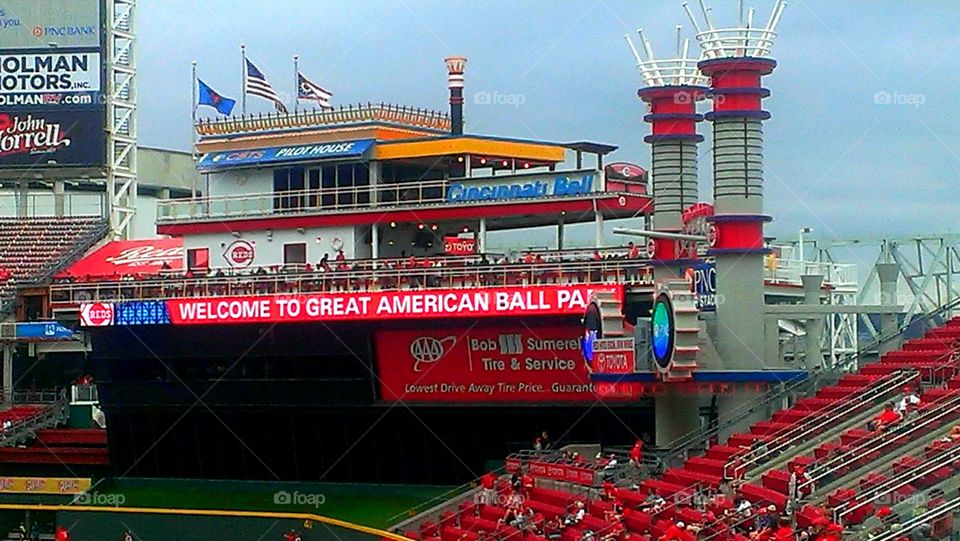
<box><xmin>82</xmin><ymin>303</ymin><xmax>114</xmax><ymax>327</ymax></box>
<box><xmin>651</xmin><ymin>293</ymin><xmax>675</xmax><ymax>369</ymax></box>
<box><xmin>224</xmin><ymin>240</ymin><xmax>255</xmax><ymax>268</ymax></box>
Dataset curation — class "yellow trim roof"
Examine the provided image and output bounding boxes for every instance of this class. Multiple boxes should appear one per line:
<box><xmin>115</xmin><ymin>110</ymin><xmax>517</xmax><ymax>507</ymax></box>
<box><xmin>375</xmin><ymin>136</ymin><xmax>565</xmax><ymax>162</ymax></box>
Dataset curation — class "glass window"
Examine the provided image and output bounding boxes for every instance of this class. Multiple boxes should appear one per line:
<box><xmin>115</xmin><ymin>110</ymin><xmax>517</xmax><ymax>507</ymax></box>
<box><xmin>187</xmin><ymin>248</ymin><xmax>209</xmax><ymax>271</ymax></box>
<box><xmin>283</xmin><ymin>243</ymin><xmax>307</xmax><ymax>266</ymax></box>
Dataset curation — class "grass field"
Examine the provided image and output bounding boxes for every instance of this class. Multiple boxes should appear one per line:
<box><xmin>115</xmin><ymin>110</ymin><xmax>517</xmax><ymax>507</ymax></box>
<box><xmin>83</xmin><ymin>478</ymin><xmax>460</xmax><ymax>529</ymax></box>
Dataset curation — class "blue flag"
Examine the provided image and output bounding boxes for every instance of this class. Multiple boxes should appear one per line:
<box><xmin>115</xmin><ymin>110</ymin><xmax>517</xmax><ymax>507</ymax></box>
<box><xmin>197</xmin><ymin>79</ymin><xmax>236</xmax><ymax>116</ymax></box>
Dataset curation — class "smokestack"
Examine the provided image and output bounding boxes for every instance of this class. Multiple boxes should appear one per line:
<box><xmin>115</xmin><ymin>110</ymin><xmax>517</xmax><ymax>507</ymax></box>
<box><xmin>444</xmin><ymin>56</ymin><xmax>467</xmax><ymax>135</ymax></box>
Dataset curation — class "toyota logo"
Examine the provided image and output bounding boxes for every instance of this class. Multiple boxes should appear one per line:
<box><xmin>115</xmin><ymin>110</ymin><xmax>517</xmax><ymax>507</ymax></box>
<box><xmin>410</xmin><ymin>335</ymin><xmax>457</xmax><ymax>372</ymax></box>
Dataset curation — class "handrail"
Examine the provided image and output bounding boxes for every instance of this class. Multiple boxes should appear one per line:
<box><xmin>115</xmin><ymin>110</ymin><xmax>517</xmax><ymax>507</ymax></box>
<box><xmin>862</xmin><ymin>494</ymin><xmax>960</xmax><ymax>541</ymax></box>
<box><xmin>725</xmin><ymin>370</ymin><xmax>919</xmax><ymax>478</ymax></box>
<box><xmin>836</xmin><ymin>440</ymin><xmax>960</xmax><ymax>524</ymax></box>
<box><xmin>50</xmin><ymin>259</ymin><xmax>654</xmax><ymax>305</ymax></box>
<box><xmin>800</xmin><ymin>386</ymin><xmax>960</xmax><ymax>492</ymax></box>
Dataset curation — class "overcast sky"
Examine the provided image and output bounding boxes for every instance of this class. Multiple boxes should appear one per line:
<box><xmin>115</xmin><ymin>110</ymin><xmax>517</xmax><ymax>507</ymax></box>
<box><xmin>137</xmin><ymin>0</ymin><xmax>960</xmax><ymax>244</ymax></box>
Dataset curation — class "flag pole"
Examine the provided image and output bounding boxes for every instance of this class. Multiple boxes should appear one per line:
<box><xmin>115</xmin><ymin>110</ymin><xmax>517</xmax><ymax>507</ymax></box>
<box><xmin>191</xmin><ymin>61</ymin><xmax>198</xmax><ymax>125</ymax></box>
<box><xmin>191</xmin><ymin>60</ymin><xmax>199</xmax><ymax>199</ymax></box>
<box><xmin>293</xmin><ymin>54</ymin><xmax>299</xmax><ymax>114</ymax></box>
<box><xmin>241</xmin><ymin>43</ymin><xmax>247</xmax><ymax>116</ymax></box>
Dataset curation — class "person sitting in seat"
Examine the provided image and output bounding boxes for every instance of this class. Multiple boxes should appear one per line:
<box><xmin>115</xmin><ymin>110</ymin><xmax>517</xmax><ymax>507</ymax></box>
<box><xmin>563</xmin><ymin>501</ymin><xmax>586</xmax><ymax>526</ymax></box>
<box><xmin>894</xmin><ymin>389</ymin><xmax>921</xmax><ymax>416</ymax></box>
<box><xmin>638</xmin><ymin>489</ymin><xmax>665</xmax><ymax>513</ymax></box>
<box><xmin>872</xmin><ymin>407</ymin><xmax>903</xmax><ymax>432</ymax></box>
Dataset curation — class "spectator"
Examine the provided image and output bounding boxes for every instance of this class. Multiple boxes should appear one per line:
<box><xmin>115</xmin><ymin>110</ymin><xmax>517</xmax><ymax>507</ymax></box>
<box><xmin>534</xmin><ymin>437</ymin><xmax>542</xmax><ymax>451</ymax></box>
<box><xmin>564</xmin><ymin>501</ymin><xmax>586</xmax><ymax>526</ymax></box>
<box><xmin>521</xmin><ymin>470</ymin><xmax>535</xmax><ymax>494</ymax></box>
<box><xmin>736</xmin><ymin>496</ymin><xmax>753</xmax><ymax>517</ymax></box>
<box><xmin>660</xmin><ymin>521</ymin><xmax>693</xmax><ymax>541</ymax></box>
<box><xmin>894</xmin><ymin>389</ymin><xmax>921</xmax><ymax>415</ymax></box>
<box><xmin>872</xmin><ymin>407</ymin><xmax>903</xmax><ymax>432</ymax></box>
<box><xmin>627</xmin><ymin>242</ymin><xmax>640</xmax><ymax>259</ymax></box>
<box><xmin>319</xmin><ymin>253</ymin><xmax>331</xmax><ymax>272</ymax></box>
<box><xmin>949</xmin><ymin>425</ymin><xmax>960</xmax><ymax>441</ymax></box>
<box><xmin>629</xmin><ymin>439</ymin><xmax>644</xmax><ymax>469</ymax></box>
<box><xmin>511</xmin><ymin>471</ymin><xmax>522</xmax><ymax>492</ymax></box>
<box><xmin>639</xmin><ymin>489</ymin><xmax>665</xmax><ymax>513</ymax></box>
<box><xmin>480</xmin><ymin>471</ymin><xmax>497</xmax><ymax>505</ymax></box>
<box><xmin>773</xmin><ymin>519</ymin><xmax>794</xmax><ymax>541</ymax></box>
<box><xmin>55</xmin><ymin>526</ymin><xmax>69</xmax><ymax>541</ymax></box>
<box><xmin>282</xmin><ymin>530</ymin><xmax>301</xmax><ymax>541</ymax></box>
<box><xmin>540</xmin><ymin>431</ymin><xmax>551</xmax><ymax>449</ymax></box>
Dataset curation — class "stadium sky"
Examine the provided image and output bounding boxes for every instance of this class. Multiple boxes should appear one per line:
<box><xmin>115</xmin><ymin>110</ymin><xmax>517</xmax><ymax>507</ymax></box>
<box><xmin>138</xmin><ymin>0</ymin><xmax>960</xmax><ymax>244</ymax></box>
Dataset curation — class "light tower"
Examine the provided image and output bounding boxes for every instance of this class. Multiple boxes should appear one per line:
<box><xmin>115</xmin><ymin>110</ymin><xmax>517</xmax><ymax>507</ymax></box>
<box><xmin>626</xmin><ymin>27</ymin><xmax>708</xmax><ymax>444</ymax></box>
<box><xmin>444</xmin><ymin>56</ymin><xmax>467</xmax><ymax>135</ymax></box>
<box><xmin>687</xmin><ymin>0</ymin><xmax>786</xmax><ymax>428</ymax></box>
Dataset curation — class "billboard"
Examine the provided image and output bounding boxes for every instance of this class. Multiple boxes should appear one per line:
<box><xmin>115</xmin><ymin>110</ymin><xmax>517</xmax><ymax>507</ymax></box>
<box><xmin>60</xmin><ymin>239</ymin><xmax>184</xmax><ymax>278</ymax></box>
<box><xmin>375</xmin><ymin>326</ymin><xmax>639</xmax><ymax>403</ymax></box>
<box><xmin>0</xmin><ymin>1</ymin><xmax>102</xmax><ymax>49</ymax></box>
<box><xmin>0</xmin><ymin>51</ymin><xmax>102</xmax><ymax>108</ymax></box>
<box><xmin>0</xmin><ymin>0</ymin><xmax>105</xmax><ymax>170</ymax></box>
<box><xmin>0</xmin><ymin>110</ymin><xmax>104</xmax><ymax>167</ymax></box>
<box><xmin>78</xmin><ymin>284</ymin><xmax>624</xmax><ymax>327</ymax></box>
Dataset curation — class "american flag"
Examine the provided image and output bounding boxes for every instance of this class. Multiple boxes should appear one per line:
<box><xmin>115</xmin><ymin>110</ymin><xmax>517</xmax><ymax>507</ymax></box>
<box><xmin>245</xmin><ymin>59</ymin><xmax>287</xmax><ymax>113</ymax></box>
<box><xmin>297</xmin><ymin>72</ymin><xmax>332</xmax><ymax>109</ymax></box>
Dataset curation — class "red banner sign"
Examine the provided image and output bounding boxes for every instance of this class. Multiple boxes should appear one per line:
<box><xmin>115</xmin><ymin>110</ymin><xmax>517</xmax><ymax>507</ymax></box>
<box><xmin>167</xmin><ymin>285</ymin><xmax>620</xmax><ymax>326</ymax></box>
<box><xmin>444</xmin><ymin>236</ymin><xmax>476</xmax><ymax>256</ymax></box>
<box><xmin>592</xmin><ymin>337</ymin><xmax>637</xmax><ymax>374</ymax></box>
<box><xmin>60</xmin><ymin>238</ymin><xmax>183</xmax><ymax>278</ymax></box>
<box><xmin>376</xmin><ymin>324</ymin><xmax>637</xmax><ymax>403</ymax></box>
<box><xmin>525</xmin><ymin>460</ymin><xmax>596</xmax><ymax>485</ymax></box>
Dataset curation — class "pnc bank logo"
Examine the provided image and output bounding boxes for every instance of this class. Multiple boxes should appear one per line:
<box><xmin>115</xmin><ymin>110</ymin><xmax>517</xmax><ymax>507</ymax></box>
<box><xmin>410</xmin><ymin>335</ymin><xmax>457</xmax><ymax>372</ymax></box>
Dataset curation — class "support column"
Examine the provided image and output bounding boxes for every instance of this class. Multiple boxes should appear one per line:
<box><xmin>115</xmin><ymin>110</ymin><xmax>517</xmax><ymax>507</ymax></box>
<box><xmin>877</xmin><ymin>263</ymin><xmax>901</xmax><ymax>354</ymax></box>
<box><xmin>557</xmin><ymin>216</ymin><xmax>565</xmax><ymax>250</ymax></box>
<box><xmin>2</xmin><ymin>344</ymin><xmax>13</xmax><ymax>405</ymax></box>
<box><xmin>655</xmin><ymin>393</ymin><xmax>701</xmax><ymax>446</ymax></box>
<box><xmin>53</xmin><ymin>180</ymin><xmax>66</xmax><ymax>217</ymax></box>
<box><xmin>16</xmin><ymin>180</ymin><xmax>28</xmax><ymax>217</ymax></box>
<box><xmin>479</xmin><ymin>218</ymin><xmax>487</xmax><ymax>254</ymax></box>
<box><xmin>594</xmin><ymin>210</ymin><xmax>603</xmax><ymax>248</ymax></box>
<box><xmin>802</xmin><ymin>274</ymin><xmax>824</xmax><ymax>371</ymax></box>
<box><xmin>371</xmin><ymin>224</ymin><xmax>379</xmax><ymax>259</ymax></box>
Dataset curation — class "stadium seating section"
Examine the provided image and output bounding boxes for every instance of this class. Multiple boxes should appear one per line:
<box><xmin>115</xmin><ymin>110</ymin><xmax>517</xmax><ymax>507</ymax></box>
<box><xmin>0</xmin><ymin>216</ymin><xmax>107</xmax><ymax>310</ymax></box>
<box><xmin>406</xmin><ymin>318</ymin><xmax>960</xmax><ymax>541</ymax></box>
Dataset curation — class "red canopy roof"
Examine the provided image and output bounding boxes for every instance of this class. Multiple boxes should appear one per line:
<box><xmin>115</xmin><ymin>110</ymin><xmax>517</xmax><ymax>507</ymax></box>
<box><xmin>60</xmin><ymin>238</ymin><xmax>183</xmax><ymax>279</ymax></box>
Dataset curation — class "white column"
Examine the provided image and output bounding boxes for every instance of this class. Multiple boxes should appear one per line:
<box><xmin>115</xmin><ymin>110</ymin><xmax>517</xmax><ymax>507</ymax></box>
<box><xmin>53</xmin><ymin>180</ymin><xmax>66</xmax><ymax>217</ymax></box>
<box><xmin>372</xmin><ymin>224</ymin><xmax>380</xmax><ymax>259</ymax></box>
<box><xmin>2</xmin><ymin>344</ymin><xmax>13</xmax><ymax>405</ymax></box>
<box><xmin>594</xmin><ymin>210</ymin><xmax>603</xmax><ymax>247</ymax></box>
<box><xmin>479</xmin><ymin>218</ymin><xmax>487</xmax><ymax>254</ymax></box>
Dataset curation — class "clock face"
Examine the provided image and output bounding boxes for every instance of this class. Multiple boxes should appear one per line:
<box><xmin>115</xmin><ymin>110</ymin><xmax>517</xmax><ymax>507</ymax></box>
<box><xmin>651</xmin><ymin>293</ymin><xmax>674</xmax><ymax>369</ymax></box>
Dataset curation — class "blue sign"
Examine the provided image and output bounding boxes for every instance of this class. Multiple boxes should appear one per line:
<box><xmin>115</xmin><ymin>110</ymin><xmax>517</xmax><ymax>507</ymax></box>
<box><xmin>197</xmin><ymin>139</ymin><xmax>375</xmax><ymax>171</ymax></box>
<box><xmin>446</xmin><ymin>173</ymin><xmax>595</xmax><ymax>203</ymax></box>
<box><xmin>15</xmin><ymin>321</ymin><xmax>75</xmax><ymax>341</ymax></box>
<box><xmin>114</xmin><ymin>301</ymin><xmax>171</xmax><ymax>326</ymax></box>
<box><xmin>691</xmin><ymin>262</ymin><xmax>717</xmax><ymax>312</ymax></box>
<box><xmin>651</xmin><ymin>294</ymin><xmax>674</xmax><ymax>369</ymax></box>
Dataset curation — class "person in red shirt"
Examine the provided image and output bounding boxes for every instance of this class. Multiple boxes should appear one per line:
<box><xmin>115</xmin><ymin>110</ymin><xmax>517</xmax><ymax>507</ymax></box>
<box><xmin>627</xmin><ymin>242</ymin><xmax>640</xmax><ymax>259</ymax></box>
<box><xmin>660</xmin><ymin>521</ymin><xmax>694</xmax><ymax>541</ymax></box>
<box><xmin>55</xmin><ymin>526</ymin><xmax>69</xmax><ymax>541</ymax></box>
<box><xmin>629</xmin><ymin>440</ymin><xmax>644</xmax><ymax>469</ymax></box>
<box><xmin>481</xmin><ymin>471</ymin><xmax>497</xmax><ymax>506</ymax></box>
<box><xmin>872</xmin><ymin>407</ymin><xmax>902</xmax><ymax>432</ymax></box>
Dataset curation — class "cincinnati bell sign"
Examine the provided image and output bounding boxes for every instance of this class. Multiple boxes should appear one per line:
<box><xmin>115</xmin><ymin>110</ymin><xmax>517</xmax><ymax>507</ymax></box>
<box><xmin>446</xmin><ymin>172</ymin><xmax>596</xmax><ymax>203</ymax></box>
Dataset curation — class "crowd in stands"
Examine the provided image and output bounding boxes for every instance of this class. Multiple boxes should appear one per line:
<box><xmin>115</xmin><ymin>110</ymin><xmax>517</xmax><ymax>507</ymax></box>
<box><xmin>51</xmin><ymin>245</ymin><xmax>652</xmax><ymax>301</ymax></box>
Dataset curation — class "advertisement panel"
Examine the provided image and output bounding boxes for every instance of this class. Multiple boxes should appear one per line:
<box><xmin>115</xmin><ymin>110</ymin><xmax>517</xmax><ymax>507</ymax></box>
<box><xmin>0</xmin><ymin>109</ymin><xmax>104</xmax><ymax>167</ymax></box>
<box><xmin>0</xmin><ymin>51</ymin><xmax>102</xmax><ymax>109</ymax></box>
<box><xmin>443</xmin><ymin>236</ymin><xmax>476</xmax><ymax>255</ymax></box>
<box><xmin>446</xmin><ymin>171</ymin><xmax>597</xmax><ymax>203</ymax></box>
<box><xmin>60</xmin><ymin>238</ymin><xmax>184</xmax><ymax>278</ymax></box>
<box><xmin>79</xmin><ymin>284</ymin><xmax>623</xmax><ymax>327</ymax></box>
<box><xmin>196</xmin><ymin>140</ymin><xmax>375</xmax><ymax>171</ymax></box>
<box><xmin>0</xmin><ymin>1</ymin><xmax>102</xmax><ymax>50</ymax></box>
<box><xmin>0</xmin><ymin>477</ymin><xmax>91</xmax><ymax>495</ymax></box>
<box><xmin>376</xmin><ymin>325</ymin><xmax>639</xmax><ymax>403</ymax></box>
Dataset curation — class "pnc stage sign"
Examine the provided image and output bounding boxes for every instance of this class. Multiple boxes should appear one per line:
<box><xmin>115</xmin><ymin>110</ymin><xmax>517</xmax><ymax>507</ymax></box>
<box><xmin>377</xmin><ymin>326</ymin><xmax>637</xmax><ymax>403</ymax></box>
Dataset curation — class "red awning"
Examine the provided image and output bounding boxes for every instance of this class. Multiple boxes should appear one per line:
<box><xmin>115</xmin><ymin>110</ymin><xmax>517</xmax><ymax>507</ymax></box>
<box><xmin>59</xmin><ymin>238</ymin><xmax>183</xmax><ymax>279</ymax></box>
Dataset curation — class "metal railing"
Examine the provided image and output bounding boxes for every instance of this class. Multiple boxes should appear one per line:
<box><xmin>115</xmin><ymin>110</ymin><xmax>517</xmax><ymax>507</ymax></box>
<box><xmin>864</xmin><ymin>493</ymin><xmax>960</xmax><ymax>541</ymax></box>
<box><xmin>835</xmin><ymin>440</ymin><xmax>960</xmax><ymax>524</ymax></box>
<box><xmin>156</xmin><ymin>169</ymin><xmax>624</xmax><ymax>223</ymax></box>
<box><xmin>196</xmin><ymin>102</ymin><xmax>451</xmax><ymax>136</ymax></box>
<box><xmin>800</xmin><ymin>387</ymin><xmax>960</xmax><ymax>494</ymax></box>
<box><xmin>765</xmin><ymin>258</ymin><xmax>858</xmax><ymax>289</ymax></box>
<box><xmin>723</xmin><ymin>370</ymin><xmax>919</xmax><ymax>479</ymax></box>
<box><xmin>50</xmin><ymin>259</ymin><xmax>655</xmax><ymax>305</ymax></box>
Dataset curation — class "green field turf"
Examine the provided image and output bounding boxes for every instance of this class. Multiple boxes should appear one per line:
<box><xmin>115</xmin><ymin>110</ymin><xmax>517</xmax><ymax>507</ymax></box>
<box><xmin>83</xmin><ymin>478</ymin><xmax>461</xmax><ymax>529</ymax></box>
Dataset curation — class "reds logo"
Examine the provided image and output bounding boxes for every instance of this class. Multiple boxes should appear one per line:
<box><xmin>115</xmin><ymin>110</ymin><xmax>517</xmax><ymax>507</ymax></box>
<box><xmin>223</xmin><ymin>240</ymin><xmax>255</xmax><ymax>267</ymax></box>
<box><xmin>80</xmin><ymin>303</ymin><xmax>114</xmax><ymax>327</ymax></box>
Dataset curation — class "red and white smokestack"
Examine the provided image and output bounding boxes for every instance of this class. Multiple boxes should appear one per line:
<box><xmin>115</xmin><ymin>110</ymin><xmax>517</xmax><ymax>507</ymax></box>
<box><xmin>687</xmin><ymin>0</ymin><xmax>786</xmax><ymax>368</ymax></box>
<box><xmin>445</xmin><ymin>56</ymin><xmax>467</xmax><ymax>135</ymax></box>
<box><xmin>627</xmin><ymin>28</ymin><xmax>707</xmax><ymax>262</ymax></box>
